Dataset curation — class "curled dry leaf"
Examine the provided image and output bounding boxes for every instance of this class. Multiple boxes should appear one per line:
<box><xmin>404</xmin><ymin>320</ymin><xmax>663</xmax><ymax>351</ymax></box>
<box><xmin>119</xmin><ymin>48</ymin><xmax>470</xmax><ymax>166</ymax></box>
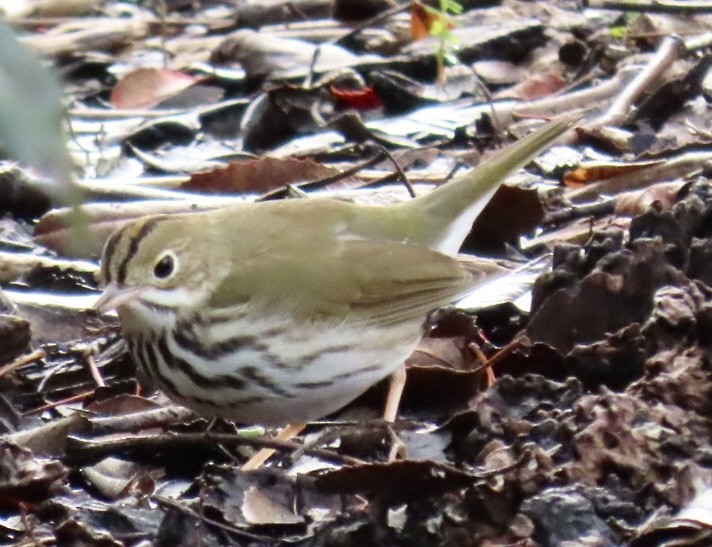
<box><xmin>615</xmin><ymin>180</ymin><xmax>687</xmax><ymax>217</ymax></box>
<box><xmin>81</xmin><ymin>457</ymin><xmax>157</xmax><ymax>500</ymax></box>
<box><xmin>464</xmin><ymin>185</ymin><xmax>545</xmax><ymax>254</ymax></box>
<box><xmin>110</xmin><ymin>68</ymin><xmax>201</xmax><ymax>110</ymax></box>
<box><xmin>0</xmin><ymin>442</ymin><xmax>67</xmax><ymax>509</ymax></box>
<box><xmin>183</xmin><ymin>157</ymin><xmax>346</xmax><ymax>195</ymax></box>
<box><xmin>2</xmin><ymin>414</ymin><xmax>89</xmax><ymax>458</ymax></box>
<box><xmin>563</xmin><ymin>160</ymin><xmax>665</xmax><ymax>189</ymax></box>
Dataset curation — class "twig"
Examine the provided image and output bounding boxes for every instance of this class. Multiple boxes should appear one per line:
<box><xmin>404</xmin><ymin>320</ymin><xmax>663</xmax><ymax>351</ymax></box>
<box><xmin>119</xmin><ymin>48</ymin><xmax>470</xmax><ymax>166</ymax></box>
<box><xmin>544</xmin><ymin>197</ymin><xmax>617</xmax><ymax>225</ymax></box>
<box><xmin>376</xmin><ymin>145</ymin><xmax>416</xmax><ymax>197</ymax></box>
<box><xmin>87</xmin><ymin>405</ymin><xmax>198</xmax><ymax>435</ymax></box>
<box><xmin>585</xmin><ymin>0</ymin><xmax>712</xmax><ymax>13</ymax></box>
<box><xmin>590</xmin><ymin>35</ymin><xmax>686</xmax><ymax>129</ymax></box>
<box><xmin>470</xmin><ymin>338</ymin><xmax>524</xmax><ymax>377</ymax></box>
<box><xmin>257</xmin><ymin>150</ymin><xmax>388</xmax><ymax>200</ymax></box>
<box><xmin>23</xmin><ymin>389</ymin><xmax>96</xmax><ymax>415</ymax></box>
<box><xmin>0</xmin><ymin>349</ymin><xmax>46</xmax><ymax>379</ymax></box>
<box><xmin>65</xmin><ymin>431</ymin><xmax>366</xmax><ymax>467</ymax></box>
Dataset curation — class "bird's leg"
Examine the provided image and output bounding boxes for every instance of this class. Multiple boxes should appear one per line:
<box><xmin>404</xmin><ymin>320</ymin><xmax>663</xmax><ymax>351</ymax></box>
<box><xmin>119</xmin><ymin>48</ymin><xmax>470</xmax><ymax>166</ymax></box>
<box><xmin>383</xmin><ymin>362</ymin><xmax>406</xmax><ymax>422</ymax></box>
<box><xmin>241</xmin><ymin>422</ymin><xmax>306</xmax><ymax>471</ymax></box>
<box><xmin>242</xmin><ymin>363</ymin><xmax>409</xmax><ymax>470</ymax></box>
<box><xmin>384</xmin><ymin>363</ymin><xmax>407</xmax><ymax>461</ymax></box>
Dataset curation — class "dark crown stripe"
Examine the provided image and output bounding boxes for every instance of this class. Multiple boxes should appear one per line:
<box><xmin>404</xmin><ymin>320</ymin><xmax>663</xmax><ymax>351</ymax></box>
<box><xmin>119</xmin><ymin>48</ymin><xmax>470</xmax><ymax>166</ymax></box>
<box><xmin>101</xmin><ymin>222</ymin><xmax>132</xmax><ymax>283</ymax></box>
<box><xmin>117</xmin><ymin>217</ymin><xmax>163</xmax><ymax>284</ymax></box>
<box><xmin>143</xmin><ymin>336</ymin><xmax>186</xmax><ymax>399</ymax></box>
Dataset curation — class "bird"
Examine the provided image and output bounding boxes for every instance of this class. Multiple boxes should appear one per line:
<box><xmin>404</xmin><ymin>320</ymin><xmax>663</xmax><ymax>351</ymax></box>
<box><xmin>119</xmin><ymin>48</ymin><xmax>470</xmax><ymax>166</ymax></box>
<box><xmin>94</xmin><ymin>116</ymin><xmax>573</xmax><ymax>433</ymax></box>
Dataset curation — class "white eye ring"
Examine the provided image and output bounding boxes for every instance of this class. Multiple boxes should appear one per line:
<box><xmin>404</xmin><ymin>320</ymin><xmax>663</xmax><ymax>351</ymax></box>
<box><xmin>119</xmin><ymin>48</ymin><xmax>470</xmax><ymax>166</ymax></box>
<box><xmin>153</xmin><ymin>250</ymin><xmax>178</xmax><ymax>280</ymax></box>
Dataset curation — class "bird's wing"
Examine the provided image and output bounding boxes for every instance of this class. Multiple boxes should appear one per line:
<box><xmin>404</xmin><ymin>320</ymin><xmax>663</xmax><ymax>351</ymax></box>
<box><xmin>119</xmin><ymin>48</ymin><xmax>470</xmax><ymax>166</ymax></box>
<box><xmin>207</xmin><ymin>229</ymin><xmax>473</xmax><ymax>327</ymax></box>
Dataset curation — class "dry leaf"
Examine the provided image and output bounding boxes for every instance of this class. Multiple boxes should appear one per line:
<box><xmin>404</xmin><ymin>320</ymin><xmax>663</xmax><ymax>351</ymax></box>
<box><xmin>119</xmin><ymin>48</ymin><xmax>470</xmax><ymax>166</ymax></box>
<box><xmin>110</xmin><ymin>68</ymin><xmax>201</xmax><ymax>110</ymax></box>
<box><xmin>183</xmin><ymin>157</ymin><xmax>344</xmax><ymax>195</ymax></box>
<box><xmin>615</xmin><ymin>180</ymin><xmax>686</xmax><ymax>216</ymax></box>
<box><xmin>563</xmin><ymin>161</ymin><xmax>665</xmax><ymax>189</ymax></box>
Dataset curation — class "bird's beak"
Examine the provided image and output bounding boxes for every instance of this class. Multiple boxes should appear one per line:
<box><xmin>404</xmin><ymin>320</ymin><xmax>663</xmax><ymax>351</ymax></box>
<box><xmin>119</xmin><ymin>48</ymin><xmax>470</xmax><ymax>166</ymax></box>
<box><xmin>94</xmin><ymin>282</ymin><xmax>142</xmax><ymax>313</ymax></box>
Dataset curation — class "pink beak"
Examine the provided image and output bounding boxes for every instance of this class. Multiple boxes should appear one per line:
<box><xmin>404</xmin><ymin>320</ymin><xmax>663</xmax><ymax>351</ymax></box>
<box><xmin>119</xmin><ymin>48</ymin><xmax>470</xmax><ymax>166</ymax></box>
<box><xmin>94</xmin><ymin>282</ymin><xmax>142</xmax><ymax>313</ymax></box>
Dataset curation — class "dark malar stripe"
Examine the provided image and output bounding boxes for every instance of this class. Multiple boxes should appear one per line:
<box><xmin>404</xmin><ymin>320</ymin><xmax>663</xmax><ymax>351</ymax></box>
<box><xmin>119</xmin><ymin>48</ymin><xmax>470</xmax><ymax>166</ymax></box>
<box><xmin>138</xmin><ymin>334</ymin><xmax>162</xmax><ymax>383</ymax></box>
<box><xmin>117</xmin><ymin>217</ymin><xmax>164</xmax><ymax>284</ymax></box>
<box><xmin>143</xmin><ymin>336</ymin><xmax>187</xmax><ymax>400</ymax></box>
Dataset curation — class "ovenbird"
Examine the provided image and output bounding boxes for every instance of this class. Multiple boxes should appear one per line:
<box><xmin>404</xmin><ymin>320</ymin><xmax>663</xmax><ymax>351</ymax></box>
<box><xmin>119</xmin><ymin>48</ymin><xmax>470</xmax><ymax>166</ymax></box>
<box><xmin>95</xmin><ymin>116</ymin><xmax>572</xmax><ymax>426</ymax></box>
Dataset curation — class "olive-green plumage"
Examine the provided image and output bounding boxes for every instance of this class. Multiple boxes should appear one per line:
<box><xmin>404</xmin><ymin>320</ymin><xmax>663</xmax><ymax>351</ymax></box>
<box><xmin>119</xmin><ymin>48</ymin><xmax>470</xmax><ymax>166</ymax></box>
<box><xmin>96</xmin><ymin>115</ymin><xmax>573</xmax><ymax>425</ymax></box>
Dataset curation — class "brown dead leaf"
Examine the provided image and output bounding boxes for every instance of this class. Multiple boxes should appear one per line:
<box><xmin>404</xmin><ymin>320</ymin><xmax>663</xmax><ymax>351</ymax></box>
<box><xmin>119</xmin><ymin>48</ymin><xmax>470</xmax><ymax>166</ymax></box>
<box><xmin>85</xmin><ymin>394</ymin><xmax>163</xmax><ymax>417</ymax></box>
<box><xmin>411</xmin><ymin>1</ymin><xmax>443</xmax><ymax>40</ymax></box>
<box><xmin>563</xmin><ymin>161</ymin><xmax>665</xmax><ymax>189</ymax></box>
<box><xmin>464</xmin><ymin>185</ymin><xmax>545</xmax><ymax>254</ymax></box>
<box><xmin>615</xmin><ymin>180</ymin><xmax>686</xmax><ymax>217</ymax></box>
<box><xmin>182</xmin><ymin>157</ymin><xmax>344</xmax><ymax>195</ymax></box>
<box><xmin>408</xmin><ymin>336</ymin><xmax>474</xmax><ymax>370</ymax></box>
<box><xmin>110</xmin><ymin>68</ymin><xmax>201</xmax><ymax>110</ymax></box>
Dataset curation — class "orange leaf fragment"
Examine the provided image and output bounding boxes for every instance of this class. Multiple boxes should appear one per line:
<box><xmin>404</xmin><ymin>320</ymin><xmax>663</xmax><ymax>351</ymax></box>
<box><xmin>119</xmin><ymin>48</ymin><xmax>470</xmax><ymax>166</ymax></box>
<box><xmin>410</xmin><ymin>1</ymin><xmax>448</xmax><ymax>40</ymax></box>
<box><xmin>563</xmin><ymin>161</ymin><xmax>665</xmax><ymax>189</ymax></box>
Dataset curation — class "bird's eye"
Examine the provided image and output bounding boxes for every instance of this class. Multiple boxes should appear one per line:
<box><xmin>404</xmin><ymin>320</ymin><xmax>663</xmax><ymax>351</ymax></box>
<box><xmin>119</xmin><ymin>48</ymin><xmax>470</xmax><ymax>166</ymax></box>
<box><xmin>153</xmin><ymin>252</ymin><xmax>177</xmax><ymax>279</ymax></box>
